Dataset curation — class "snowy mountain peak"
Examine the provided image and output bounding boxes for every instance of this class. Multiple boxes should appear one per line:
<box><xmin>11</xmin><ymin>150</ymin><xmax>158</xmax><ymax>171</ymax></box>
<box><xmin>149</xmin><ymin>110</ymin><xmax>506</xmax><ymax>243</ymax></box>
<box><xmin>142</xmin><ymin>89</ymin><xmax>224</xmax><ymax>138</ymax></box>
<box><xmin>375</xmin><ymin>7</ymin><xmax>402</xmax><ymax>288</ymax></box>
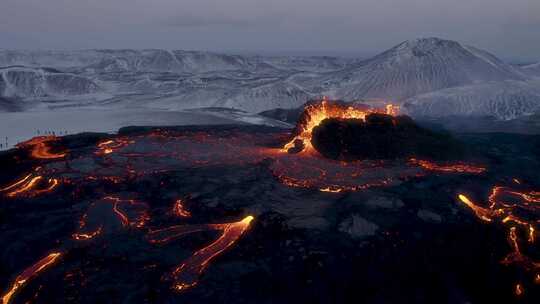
<box><xmin>319</xmin><ymin>37</ymin><xmax>528</xmax><ymax>102</ymax></box>
<box><xmin>395</xmin><ymin>37</ymin><xmax>463</xmax><ymax>52</ymax></box>
<box><xmin>381</xmin><ymin>37</ymin><xmax>519</xmax><ymax>73</ymax></box>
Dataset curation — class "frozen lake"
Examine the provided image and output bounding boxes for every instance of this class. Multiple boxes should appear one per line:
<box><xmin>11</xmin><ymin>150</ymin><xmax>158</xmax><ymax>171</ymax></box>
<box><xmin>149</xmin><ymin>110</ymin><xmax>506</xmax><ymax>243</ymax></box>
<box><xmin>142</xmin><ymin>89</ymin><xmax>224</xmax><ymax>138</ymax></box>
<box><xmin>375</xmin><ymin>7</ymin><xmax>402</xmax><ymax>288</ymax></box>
<box><xmin>0</xmin><ymin>108</ymin><xmax>289</xmax><ymax>150</ymax></box>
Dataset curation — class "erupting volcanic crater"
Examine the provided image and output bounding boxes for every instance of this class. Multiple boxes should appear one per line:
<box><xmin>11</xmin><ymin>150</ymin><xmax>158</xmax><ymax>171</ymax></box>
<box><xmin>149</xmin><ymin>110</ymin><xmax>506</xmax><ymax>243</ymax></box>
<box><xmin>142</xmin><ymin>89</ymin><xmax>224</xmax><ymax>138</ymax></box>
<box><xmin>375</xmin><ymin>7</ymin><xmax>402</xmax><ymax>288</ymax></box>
<box><xmin>0</xmin><ymin>99</ymin><xmax>538</xmax><ymax>303</ymax></box>
<box><xmin>283</xmin><ymin>99</ymin><xmax>464</xmax><ymax>162</ymax></box>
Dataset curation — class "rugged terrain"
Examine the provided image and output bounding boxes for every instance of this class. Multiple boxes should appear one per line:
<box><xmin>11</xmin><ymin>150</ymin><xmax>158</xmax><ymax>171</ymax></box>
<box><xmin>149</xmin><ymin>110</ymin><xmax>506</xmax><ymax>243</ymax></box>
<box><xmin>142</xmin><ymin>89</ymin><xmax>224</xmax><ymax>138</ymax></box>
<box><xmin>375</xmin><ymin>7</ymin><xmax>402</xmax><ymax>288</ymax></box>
<box><xmin>1</xmin><ymin>37</ymin><xmax>539</xmax><ymax>120</ymax></box>
<box><xmin>0</xmin><ymin>123</ymin><xmax>538</xmax><ymax>303</ymax></box>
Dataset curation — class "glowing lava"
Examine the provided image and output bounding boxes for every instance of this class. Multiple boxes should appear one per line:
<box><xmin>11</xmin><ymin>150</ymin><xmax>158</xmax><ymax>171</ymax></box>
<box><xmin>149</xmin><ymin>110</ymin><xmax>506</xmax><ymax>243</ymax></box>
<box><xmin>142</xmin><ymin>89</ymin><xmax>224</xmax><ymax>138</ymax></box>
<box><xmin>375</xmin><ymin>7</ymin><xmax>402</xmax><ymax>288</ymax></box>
<box><xmin>0</xmin><ymin>126</ymin><xmax>512</xmax><ymax>300</ymax></box>
<box><xmin>410</xmin><ymin>158</ymin><xmax>486</xmax><ymax>174</ymax></box>
<box><xmin>72</xmin><ymin>226</ymin><xmax>103</xmax><ymax>241</ymax></box>
<box><xmin>0</xmin><ymin>174</ymin><xmax>59</xmax><ymax>198</ymax></box>
<box><xmin>458</xmin><ymin>185</ymin><xmax>539</xmax><ymax>293</ymax></box>
<box><xmin>16</xmin><ymin>136</ymin><xmax>67</xmax><ymax>159</ymax></box>
<box><xmin>103</xmin><ymin>196</ymin><xmax>150</xmax><ymax>228</ymax></box>
<box><xmin>95</xmin><ymin>138</ymin><xmax>135</xmax><ymax>156</ymax></box>
<box><xmin>71</xmin><ymin>196</ymin><xmax>150</xmax><ymax>241</ymax></box>
<box><xmin>0</xmin><ymin>174</ymin><xmax>33</xmax><ymax>193</ymax></box>
<box><xmin>173</xmin><ymin>199</ymin><xmax>191</xmax><ymax>218</ymax></box>
<box><xmin>515</xmin><ymin>283</ymin><xmax>524</xmax><ymax>296</ymax></box>
<box><xmin>457</xmin><ymin>194</ymin><xmax>493</xmax><ymax>222</ymax></box>
<box><xmin>282</xmin><ymin>98</ymin><xmax>399</xmax><ymax>153</ymax></box>
<box><xmin>147</xmin><ymin>216</ymin><xmax>254</xmax><ymax>291</ymax></box>
<box><xmin>1</xmin><ymin>252</ymin><xmax>62</xmax><ymax>304</ymax></box>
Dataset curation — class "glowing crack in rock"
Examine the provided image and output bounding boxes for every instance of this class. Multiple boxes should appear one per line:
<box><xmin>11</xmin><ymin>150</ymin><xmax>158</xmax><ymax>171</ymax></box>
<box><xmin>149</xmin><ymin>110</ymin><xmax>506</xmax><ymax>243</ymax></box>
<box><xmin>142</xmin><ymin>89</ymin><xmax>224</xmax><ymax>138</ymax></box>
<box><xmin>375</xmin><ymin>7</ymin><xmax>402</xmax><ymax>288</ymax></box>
<box><xmin>410</xmin><ymin>159</ymin><xmax>486</xmax><ymax>174</ymax></box>
<box><xmin>30</xmin><ymin>127</ymin><xmax>486</xmax><ymax>195</ymax></box>
<box><xmin>458</xmin><ymin>185</ymin><xmax>539</xmax><ymax>294</ymax></box>
<box><xmin>147</xmin><ymin>216</ymin><xmax>254</xmax><ymax>291</ymax></box>
<box><xmin>71</xmin><ymin>196</ymin><xmax>150</xmax><ymax>242</ymax></box>
<box><xmin>515</xmin><ymin>283</ymin><xmax>524</xmax><ymax>296</ymax></box>
<box><xmin>102</xmin><ymin>196</ymin><xmax>150</xmax><ymax>229</ymax></box>
<box><xmin>173</xmin><ymin>199</ymin><xmax>191</xmax><ymax>218</ymax></box>
<box><xmin>95</xmin><ymin>138</ymin><xmax>135</xmax><ymax>156</ymax></box>
<box><xmin>16</xmin><ymin>136</ymin><xmax>67</xmax><ymax>159</ymax></box>
<box><xmin>457</xmin><ymin>194</ymin><xmax>493</xmax><ymax>222</ymax></box>
<box><xmin>1</xmin><ymin>252</ymin><xmax>62</xmax><ymax>304</ymax></box>
<box><xmin>72</xmin><ymin>226</ymin><xmax>103</xmax><ymax>241</ymax></box>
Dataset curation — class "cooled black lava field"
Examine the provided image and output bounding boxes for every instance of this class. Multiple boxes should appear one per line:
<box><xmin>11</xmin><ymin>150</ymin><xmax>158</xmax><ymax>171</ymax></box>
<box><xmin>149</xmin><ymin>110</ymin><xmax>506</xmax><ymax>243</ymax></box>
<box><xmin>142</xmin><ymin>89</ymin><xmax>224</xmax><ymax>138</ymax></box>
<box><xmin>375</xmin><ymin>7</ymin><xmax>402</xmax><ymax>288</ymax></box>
<box><xmin>0</xmin><ymin>124</ymin><xmax>539</xmax><ymax>304</ymax></box>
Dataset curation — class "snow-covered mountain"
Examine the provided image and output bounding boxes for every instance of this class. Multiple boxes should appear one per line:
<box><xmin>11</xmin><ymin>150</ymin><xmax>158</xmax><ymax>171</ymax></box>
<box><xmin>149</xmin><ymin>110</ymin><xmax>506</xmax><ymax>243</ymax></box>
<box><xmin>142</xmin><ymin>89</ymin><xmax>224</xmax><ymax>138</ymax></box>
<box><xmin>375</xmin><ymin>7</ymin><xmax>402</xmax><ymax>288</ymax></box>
<box><xmin>522</xmin><ymin>62</ymin><xmax>540</xmax><ymax>77</ymax></box>
<box><xmin>0</xmin><ymin>37</ymin><xmax>539</xmax><ymax>121</ymax></box>
<box><xmin>403</xmin><ymin>79</ymin><xmax>540</xmax><ymax>120</ymax></box>
<box><xmin>0</xmin><ymin>67</ymin><xmax>100</xmax><ymax>99</ymax></box>
<box><xmin>0</xmin><ymin>50</ymin><xmax>254</xmax><ymax>73</ymax></box>
<box><xmin>302</xmin><ymin>38</ymin><xmax>528</xmax><ymax>101</ymax></box>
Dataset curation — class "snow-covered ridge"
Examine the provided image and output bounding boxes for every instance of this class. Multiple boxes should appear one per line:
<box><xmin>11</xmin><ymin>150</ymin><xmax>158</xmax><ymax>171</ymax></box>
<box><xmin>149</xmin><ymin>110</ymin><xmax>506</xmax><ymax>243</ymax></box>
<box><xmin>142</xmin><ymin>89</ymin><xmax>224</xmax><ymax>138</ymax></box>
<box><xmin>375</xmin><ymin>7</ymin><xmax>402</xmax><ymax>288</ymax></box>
<box><xmin>404</xmin><ymin>79</ymin><xmax>540</xmax><ymax>120</ymax></box>
<box><xmin>0</xmin><ymin>49</ymin><xmax>351</xmax><ymax>74</ymax></box>
<box><xmin>522</xmin><ymin>62</ymin><xmax>540</xmax><ymax>77</ymax></box>
<box><xmin>309</xmin><ymin>37</ymin><xmax>528</xmax><ymax>101</ymax></box>
<box><xmin>0</xmin><ymin>38</ymin><xmax>539</xmax><ymax>120</ymax></box>
<box><xmin>0</xmin><ymin>67</ymin><xmax>99</xmax><ymax>99</ymax></box>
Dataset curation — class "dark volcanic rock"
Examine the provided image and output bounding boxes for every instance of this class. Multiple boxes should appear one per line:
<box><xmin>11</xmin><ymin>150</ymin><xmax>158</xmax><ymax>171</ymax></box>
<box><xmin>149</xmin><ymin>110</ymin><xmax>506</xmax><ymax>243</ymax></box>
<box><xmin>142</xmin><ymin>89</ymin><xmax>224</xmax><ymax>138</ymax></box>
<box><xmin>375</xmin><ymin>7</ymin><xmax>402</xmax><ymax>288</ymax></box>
<box><xmin>1</xmin><ymin>125</ymin><xmax>539</xmax><ymax>304</ymax></box>
<box><xmin>311</xmin><ymin>114</ymin><xmax>464</xmax><ymax>160</ymax></box>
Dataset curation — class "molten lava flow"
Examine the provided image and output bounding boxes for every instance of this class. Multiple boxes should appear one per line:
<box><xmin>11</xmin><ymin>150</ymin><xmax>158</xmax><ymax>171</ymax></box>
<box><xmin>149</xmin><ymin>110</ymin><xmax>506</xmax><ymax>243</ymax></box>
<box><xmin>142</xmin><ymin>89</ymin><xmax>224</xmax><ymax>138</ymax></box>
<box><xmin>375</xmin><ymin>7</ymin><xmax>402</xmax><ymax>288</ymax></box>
<box><xmin>458</xmin><ymin>194</ymin><xmax>493</xmax><ymax>222</ymax></box>
<box><xmin>16</xmin><ymin>136</ymin><xmax>67</xmax><ymax>159</ymax></box>
<box><xmin>278</xmin><ymin>173</ymin><xmax>393</xmax><ymax>193</ymax></box>
<box><xmin>72</xmin><ymin>226</ymin><xmax>103</xmax><ymax>241</ymax></box>
<box><xmin>0</xmin><ymin>174</ymin><xmax>59</xmax><ymax>198</ymax></box>
<box><xmin>147</xmin><ymin>225</ymin><xmax>210</xmax><ymax>245</ymax></box>
<box><xmin>32</xmin><ymin>178</ymin><xmax>60</xmax><ymax>196</ymax></box>
<box><xmin>458</xmin><ymin>185</ymin><xmax>539</xmax><ymax>292</ymax></box>
<box><xmin>1</xmin><ymin>252</ymin><xmax>62</xmax><ymax>304</ymax></box>
<box><xmin>0</xmin><ymin>174</ymin><xmax>32</xmax><ymax>192</ymax></box>
<box><xmin>95</xmin><ymin>138</ymin><xmax>135</xmax><ymax>156</ymax></box>
<box><xmin>515</xmin><ymin>283</ymin><xmax>523</xmax><ymax>296</ymax></box>
<box><xmin>173</xmin><ymin>199</ymin><xmax>191</xmax><ymax>218</ymax></box>
<box><xmin>410</xmin><ymin>159</ymin><xmax>486</xmax><ymax>174</ymax></box>
<box><xmin>103</xmin><ymin>196</ymin><xmax>150</xmax><ymax>229</ymax></box>
<box><xmin>72</xmin><ymin>196</ymin><xmax>150</xmax><ymax>241</ymax></box>
<box><xmin>3</xmin><ymin>176</ymin><xmax>42</xmax><ymax>197</ymax></box>
<box><xmin>282</xmin><ymin>98</ymin><xmax>398</xmax><ymax>152</ymax></box>
<box><xmin>385</xmin><ymin>104</ymin><xmax>400</xmax><ymax>116</ymax></box>
<box><xmin>147</xmin><ymin>216</ymin><xmax>254</xmax><ymax>291</ymax></box>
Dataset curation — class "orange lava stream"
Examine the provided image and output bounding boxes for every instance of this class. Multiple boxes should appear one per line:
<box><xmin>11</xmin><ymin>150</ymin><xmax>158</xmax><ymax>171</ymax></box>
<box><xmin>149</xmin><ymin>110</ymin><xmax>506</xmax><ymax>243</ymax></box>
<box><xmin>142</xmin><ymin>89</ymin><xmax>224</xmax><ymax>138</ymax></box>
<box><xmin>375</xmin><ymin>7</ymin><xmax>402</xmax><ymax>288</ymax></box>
<box><xmin>278</xmin><ymin>174</ymin><xmax>393</xmax><ymax>193</ymax></box>
<box><xmin>282</xmin><ymin>98</ymin><xmax>398</xmax><ymax>152</ymax></box>
<box><xmin>95</xmin><ymin>138</ymin><xmax>135</xmax><ymax>156</ymax></box>
<box><xmin>147</xmin><ymin>216</ymin><xmax>254</xmax><ymax>291</ymax></box>
<box><xmin>457</xmin><ymin>194</ymin><xmax>493</xmax><ymax>222</ymax></box>
<box><xmin>515</xmin><ymin>283</ymin><xmax>524</xmax><ymax>296</ymax></box>
<box><xmin>103</xmin><ymin>196</ymin><xmax>150</xmax><ymax>228</ymax></box>
<box><xmin>173</xmin><ymin>199</ymin><xmax>191</xmax><ymax>218</ymax></box>
<box><xmin>0</xmin><ymin>174</ymin><xmax>32</xmax><ymax>192</ymax></box>
<box><xmin>72</xmin><ymin>226</ymin><xmax>103</xmax><ymax>241</ymax></box>
<box><xmin>147</xmin><ymin>225</ymin><xmax>210</xmax><ymax>245</ymax></box>
<box><xmin>3</xmin><ymin>176</ymin><xmax>42</xmax><ymax>197</ymax></box>
<box><xmin>1</xmin><ymin>252</ymin><xmax>62</xmax><ymax>304</ymax></box>
<box><xmin>16</xmin><ymin>136</ymin><xmax>66</xmax><ymax>159</ymax></box>
<box><xmin>458</xmin><ymin>185</ymin><xmax>539</xmax><ymax>294</ymax></box>
<box><xmin>31</xmin><ymin>178</ymin><xmax>60</xmax><ymax>196</ymax></box>
<box><xmin>410</xmin><ymin>158</ymin><xmax>486</xmax><ymax>174</ymax></box>
<box><xmin>0</xmin><ymin>174</ymin><xmax>59</xmax><ymax>198</ymax></box>
<box><xmin>170</xmin><ymin>216</ymin><xmax>254</xmax><ymax>291</ymax></box>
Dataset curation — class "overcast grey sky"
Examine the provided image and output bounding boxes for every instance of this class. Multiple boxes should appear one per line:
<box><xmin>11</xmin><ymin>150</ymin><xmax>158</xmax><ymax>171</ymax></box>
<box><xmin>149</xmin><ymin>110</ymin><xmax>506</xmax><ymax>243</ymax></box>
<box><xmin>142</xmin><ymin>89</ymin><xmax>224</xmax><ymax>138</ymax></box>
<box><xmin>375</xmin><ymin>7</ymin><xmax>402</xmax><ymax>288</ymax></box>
<box><xmin>1</xmin><ymin>0</ymin><xmax>538</xmax><ymax>60</ymax></box>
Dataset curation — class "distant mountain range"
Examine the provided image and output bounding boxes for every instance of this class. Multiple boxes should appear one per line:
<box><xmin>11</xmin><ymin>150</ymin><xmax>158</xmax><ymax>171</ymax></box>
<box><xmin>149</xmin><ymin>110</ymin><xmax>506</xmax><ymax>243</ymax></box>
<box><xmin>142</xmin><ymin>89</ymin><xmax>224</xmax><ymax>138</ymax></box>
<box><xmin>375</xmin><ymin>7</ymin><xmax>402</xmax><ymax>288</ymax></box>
<box><xmin>1</xmin><ymin>37</ymin><xmax>539</xmax><ymax>120</ymax></box>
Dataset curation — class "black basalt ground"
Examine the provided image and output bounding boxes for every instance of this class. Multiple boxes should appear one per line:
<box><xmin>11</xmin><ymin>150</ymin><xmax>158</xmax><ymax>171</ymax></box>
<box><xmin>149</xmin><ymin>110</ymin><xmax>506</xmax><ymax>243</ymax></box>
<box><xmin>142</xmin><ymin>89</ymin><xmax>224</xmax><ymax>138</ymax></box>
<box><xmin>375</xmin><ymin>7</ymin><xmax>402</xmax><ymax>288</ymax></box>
<box><xmin>0</xmin><ymin>125</ymin><xmax>539</xmax><ymax>304</ymax></box>
<box><xmin>311</xmin><ymin>114</ymin><xmax>465</xmax><ymax>161</ymax></box>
